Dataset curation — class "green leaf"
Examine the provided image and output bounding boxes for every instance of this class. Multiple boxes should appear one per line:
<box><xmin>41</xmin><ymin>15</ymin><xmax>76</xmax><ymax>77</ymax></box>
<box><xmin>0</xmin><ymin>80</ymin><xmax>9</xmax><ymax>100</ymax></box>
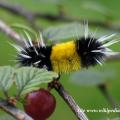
<box><xmin>43</xmin><ymin>23</ymin><xmax>100</xmax><ymax>42</ymax></box>
<box><xmin>43</xmin><ymin>23</ymin><xmax>84</xmax><ymax>41</ymax></box>
<box><xmin>0</xmin><ymin>66</ymin><xmax>14</xmax><ymax>93</ymax></box>
<box><xmin>15</xmin><ymin>67</ymin><xmax>58</xmax><ymax>95</ymax></box>
<box><xmin>70</xmin><ymin>68</ymin><xmax>116</xmax><ymax>86</ymax></box>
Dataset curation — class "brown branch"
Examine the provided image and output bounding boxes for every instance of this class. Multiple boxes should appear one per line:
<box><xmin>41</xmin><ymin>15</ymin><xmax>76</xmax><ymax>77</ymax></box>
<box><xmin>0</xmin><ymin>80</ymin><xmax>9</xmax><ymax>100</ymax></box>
<box><xmin>49</xmin><ymin>81</ymin><xmax>89</xmax><ymax>120</ymax></box>
<box><xmin>0</xmin><ymin>20</ymin><xmax>24</xmax><ymax>46</ymax></box>
<box><xmin>106</xmin><ymin>53</ymin><xmax>120</xmax><ymax>61</ymax></box>
<box><xmin>0</xmin><ymin>99</ymin><xmax>33</xmax><ymax>120</ymax></box>
<box><xmin>0</xmin><ymin>2</ymin><xmax>120</xmax><ymax>31</ymax></box>
<box><xmin>0</xmin><ymin>2</ymin><xmax>41</xmax><ymax>30</ymax></box>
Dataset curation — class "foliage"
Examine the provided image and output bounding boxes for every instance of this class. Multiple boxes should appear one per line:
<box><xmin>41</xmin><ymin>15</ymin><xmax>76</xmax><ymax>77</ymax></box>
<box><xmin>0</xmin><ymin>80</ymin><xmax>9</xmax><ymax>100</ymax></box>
<box><xmin>70</xmin><ymin>68</ymin><xmax>116</xmax><ymax>86</ymax></box>
<box><xmin>15</xmin><ymin>67</ymin><xmax>57</xmax><ymax>95</ymax></box>
<box><xmin>0</xmin><ymin>66</ymin><xmax>14</xmax><ymax>94</ymax></box>
<box><xmin>0</xmin><ymin>66</ymin><xmax>58</xmax><ymax>98</ymax></box>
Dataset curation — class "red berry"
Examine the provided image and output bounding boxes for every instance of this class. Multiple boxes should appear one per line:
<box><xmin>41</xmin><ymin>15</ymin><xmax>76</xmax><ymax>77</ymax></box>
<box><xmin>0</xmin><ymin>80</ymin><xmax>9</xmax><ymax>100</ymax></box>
<box><xmin>24</xmin><ymin>88</ymin><xmax>56</xmax><ymax>120</ymax></box>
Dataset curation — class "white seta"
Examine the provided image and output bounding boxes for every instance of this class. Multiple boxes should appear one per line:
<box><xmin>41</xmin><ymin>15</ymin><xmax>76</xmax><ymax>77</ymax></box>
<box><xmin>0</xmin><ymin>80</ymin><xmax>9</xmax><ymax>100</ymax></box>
<box><xmin>84</xmin><ymin>22</ymin><xmax>119</xmax><ymax>65</ymax></box>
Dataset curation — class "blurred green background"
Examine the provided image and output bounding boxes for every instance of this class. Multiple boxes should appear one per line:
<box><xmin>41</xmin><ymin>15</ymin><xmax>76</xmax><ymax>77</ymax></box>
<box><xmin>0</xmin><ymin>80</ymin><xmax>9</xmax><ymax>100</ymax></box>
<box><xmin>0</xmin><ymin>0</ymin><xmax>120</xmax><ymax>120</ymax></box>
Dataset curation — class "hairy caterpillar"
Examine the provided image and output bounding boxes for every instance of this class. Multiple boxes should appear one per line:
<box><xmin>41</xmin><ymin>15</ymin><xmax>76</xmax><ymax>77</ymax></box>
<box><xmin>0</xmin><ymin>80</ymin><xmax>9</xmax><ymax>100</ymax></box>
<box><xmin>12</xmin><ymin>24</ymin><xmax>119</xmax><ymax>74</ymax></box>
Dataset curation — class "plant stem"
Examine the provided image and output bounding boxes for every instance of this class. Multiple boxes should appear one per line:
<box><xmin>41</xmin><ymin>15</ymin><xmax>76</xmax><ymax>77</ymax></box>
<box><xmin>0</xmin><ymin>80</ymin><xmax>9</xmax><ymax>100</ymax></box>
<box><xmin>0</xmin><ymin>20</ymin><xmax>24</xmax><ymax>46</ymax></box>
<box><xmin>0</xmin><ymin>98</ymin><xmax>33</xmax><ymax>120</ymax></box>
<box><xmin>98</xmin><ymin>84</ymin><xmax>120</xmax><ymax>109</ymax></box>
<box><xmin>49</xmin><ymin>80</ymin><xmax>89</xmax><ymax>120</ymax></box>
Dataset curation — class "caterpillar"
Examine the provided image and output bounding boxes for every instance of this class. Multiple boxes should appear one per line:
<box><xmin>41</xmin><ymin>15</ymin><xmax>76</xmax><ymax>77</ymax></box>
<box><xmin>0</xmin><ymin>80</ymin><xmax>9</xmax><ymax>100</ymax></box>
<box><xmin>12</xmin><ymin>24</ymin><xmax>119</xmax><ymax>74</ymax></box>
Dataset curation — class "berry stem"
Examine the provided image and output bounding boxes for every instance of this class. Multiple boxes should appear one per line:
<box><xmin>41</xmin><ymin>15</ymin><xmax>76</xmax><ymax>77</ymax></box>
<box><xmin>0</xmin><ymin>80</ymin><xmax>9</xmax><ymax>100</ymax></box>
<box><xmin>0</xmin><ymin>98</ymin><xmax>33</xmax><ymax>120</ymax></box>
<box><xmin>49</xmin><ymin>80</ymin><xmax>89</xmax><ymax>120</ymax></box>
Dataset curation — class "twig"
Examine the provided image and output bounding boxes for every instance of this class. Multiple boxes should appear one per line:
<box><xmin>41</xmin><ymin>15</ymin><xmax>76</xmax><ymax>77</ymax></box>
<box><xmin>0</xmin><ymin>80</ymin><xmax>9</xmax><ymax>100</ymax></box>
<box><xmin>0</xmin><ymin>2</ymin><xmax>41</xmax><ymax>31</ymax></box>
<box><xmin>0</xmin><ymin>20</ymin><xmax>24</xmax><ymax>46</ymax></box>
<box><xmin>106</xmin><ymin>53</ymin><xmax>120</xmax><ymax>61</ymax></box>
<box><xmin>98</xmin><ymin>84</ymin><xmax>120</xmax><ymax>109</ymax></box>
<box><xmin>0</xmin><ymin>98</ymin><xmax>33</xmax><ymax>120</ymax></box>
<box><xmin>0</xmin><ymin>2</ymin><xmax>120</xmax><ymax>31</ymax></box>
<box><xmin>49</xmin><ymin>80</ymin><xmax>89</xmax><ymax>120</ymax></box>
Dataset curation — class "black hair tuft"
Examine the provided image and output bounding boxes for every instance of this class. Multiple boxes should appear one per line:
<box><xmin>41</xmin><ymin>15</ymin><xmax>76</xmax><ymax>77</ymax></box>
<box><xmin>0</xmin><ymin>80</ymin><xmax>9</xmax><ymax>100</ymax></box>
<box><xmin>76</xmin><ymin>37</ymin><xmax>105</xmax><ymax>68</ymax></box>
